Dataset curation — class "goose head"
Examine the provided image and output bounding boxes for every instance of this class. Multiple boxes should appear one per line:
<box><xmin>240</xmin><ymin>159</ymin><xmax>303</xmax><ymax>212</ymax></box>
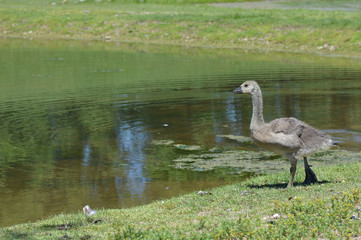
<box><xmin>233</xmin><ymin>81</ymin><xmax>259</xmax><ymax>95</ymax></box>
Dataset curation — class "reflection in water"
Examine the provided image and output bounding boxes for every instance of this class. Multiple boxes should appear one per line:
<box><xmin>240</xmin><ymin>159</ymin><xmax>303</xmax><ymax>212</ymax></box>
<box><xmin>116</xmin><ymin>119</ymin><xmax>148</xmax><ymax>199</ymax></box>
<box><xmin>82</xmin><ymin>143</ymin><xmax>91</xmax><ymax>167</ymax></box>
<box><xmin>0</xmin><ymin>39</ymin><xmax>361</xmax><ymax>226</ymax></box>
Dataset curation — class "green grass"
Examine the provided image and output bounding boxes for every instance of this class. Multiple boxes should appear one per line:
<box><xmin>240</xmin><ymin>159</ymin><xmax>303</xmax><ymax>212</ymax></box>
<box><xmin>1</xmin><ymin>152</ymin><xmax>361</xmax><ymax>239</ymax></box>
<box><xmin>0</xmin><ymin>0</ymin><xmax>258</xmax><ymax>5</ymax></box>
<box><xmin>1</xmin><ymin>0</ymin><xmax>361</xmax><ymax>57</ymax></box>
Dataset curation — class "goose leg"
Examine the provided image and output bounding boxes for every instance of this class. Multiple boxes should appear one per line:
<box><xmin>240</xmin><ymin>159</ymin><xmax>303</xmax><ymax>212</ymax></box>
<box><xmin>303</xmin><ymin>157</ymin><xmax>318</xmax><ymax>185</ymax></box>
<box><xmin>287</xmin><ymin>158</ymin><xmax>297</xmax><ymax>188</ymax></box>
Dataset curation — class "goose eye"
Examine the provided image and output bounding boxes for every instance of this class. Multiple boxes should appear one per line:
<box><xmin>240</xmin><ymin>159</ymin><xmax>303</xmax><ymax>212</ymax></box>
<box><xmin>244</xmin><ymin>84</ymin><xmax>248</xmax><ymax>87</ymax></box>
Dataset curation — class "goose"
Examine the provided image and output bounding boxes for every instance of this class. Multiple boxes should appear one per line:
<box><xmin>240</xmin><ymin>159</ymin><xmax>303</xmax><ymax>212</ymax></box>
<box><xmin>233</xmin><ymin>81</ymin><xmax>334</xmax><ymax>188</ymax></box>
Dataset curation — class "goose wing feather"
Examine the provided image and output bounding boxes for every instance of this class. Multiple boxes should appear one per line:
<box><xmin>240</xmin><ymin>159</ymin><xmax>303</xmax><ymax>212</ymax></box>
<box><xmin>269</xmin><ymin>117</ymin><xmax>304</xmax><ymax>136</ymax></box>
<box><xmin>269</xmin><ymin>117</ymin><xmax>333</xmax><ymax>153</ymax></box>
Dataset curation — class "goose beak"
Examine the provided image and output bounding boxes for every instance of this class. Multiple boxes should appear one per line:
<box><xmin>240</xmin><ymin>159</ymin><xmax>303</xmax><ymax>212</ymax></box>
<box><xmin>232</xmin><ymin>86</ymin><xmax>243</xmax><ymax>94</ymax></box>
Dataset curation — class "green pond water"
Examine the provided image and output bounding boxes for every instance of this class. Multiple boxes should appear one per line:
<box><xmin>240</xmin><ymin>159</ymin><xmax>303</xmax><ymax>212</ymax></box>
<box><xmin>0</xmin><ymin>39</ymin><xmax>360</xmax><ymax>227</ymax></box>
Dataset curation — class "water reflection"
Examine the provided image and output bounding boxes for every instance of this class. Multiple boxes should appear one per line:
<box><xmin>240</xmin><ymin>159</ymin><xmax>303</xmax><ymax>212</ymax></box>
<box><xmin>82</xmin><ymin>143</ymin><xmax>91</xmax><ymax>167</ymax></box>
<box><xmin>116</xmin><ymin>119</ymin><xmax>148</xmax><ymax>198</ymax></box>
<box><xmin>0</xmin><ymin>39</ymin><xmax>361</xmax><ymax>226</ymax></box>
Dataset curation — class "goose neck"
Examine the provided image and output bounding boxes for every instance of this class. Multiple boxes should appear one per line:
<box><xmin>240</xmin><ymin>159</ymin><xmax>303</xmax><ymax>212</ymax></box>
<box><xmin>250</xmin><ymin>90</ymin><xmax>265</xmax><ymax>129</ymax></box>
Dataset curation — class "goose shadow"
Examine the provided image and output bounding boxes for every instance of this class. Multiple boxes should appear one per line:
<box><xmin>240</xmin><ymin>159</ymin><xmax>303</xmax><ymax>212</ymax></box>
<box><xmin>247</xmin><ymin>180</ymin><xmax>330</xmax><ymax>189</ymax></box>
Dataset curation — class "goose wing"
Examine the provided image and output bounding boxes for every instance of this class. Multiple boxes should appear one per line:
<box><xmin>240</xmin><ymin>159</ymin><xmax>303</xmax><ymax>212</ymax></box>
<box><xmin>269</xmin><ymin>117</ymin><xmax>304</xmax><ymax>137</ymax></box>
<box><xmin>269</xmin><ymin>117</ymin><xmax>333</xmax><ymax>153</ymax></box>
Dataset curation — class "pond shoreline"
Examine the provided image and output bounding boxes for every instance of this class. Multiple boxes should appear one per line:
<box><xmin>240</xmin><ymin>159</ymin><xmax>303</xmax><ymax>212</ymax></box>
<box><xmin>1</xmin><ymin>1</ymin><xmax>361</xmax><ymax>59</ymax></box>
<box><xmin>1</xmin><ymin>156</ymin><xmax>361</xmax><ymax>239</ymax></box>
<box><xmin>2</xmin><ymin>34</ymin><xmax>361</xmax><ymax>60</ymax></box>
<box><xmin>1</xmin><ymin>35</ymin><xmax>361</xmax><ymax>229</ymax></box>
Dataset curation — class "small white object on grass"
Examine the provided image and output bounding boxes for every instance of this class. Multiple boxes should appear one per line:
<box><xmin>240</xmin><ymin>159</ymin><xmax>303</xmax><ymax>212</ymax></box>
<box><xmin>83</xmin><ymin>205</ymin><xmax>96</xmax><ymax>216</ymax></box>
<box><xmin>197</xmin><ymin>190</ymin><xmax>212</xmax><ymax>196</ymax></box>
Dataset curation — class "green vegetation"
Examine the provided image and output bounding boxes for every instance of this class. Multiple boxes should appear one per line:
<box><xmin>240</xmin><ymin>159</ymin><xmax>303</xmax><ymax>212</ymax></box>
<box><xmin>1</xmin><ymin>0</ymin><xmax>361</xmax><ymax>57</ymax></box>
<box><xmin>1</xmin><ymin>157</ymin><xmax>361</xmax><ymax>239</ymax></box>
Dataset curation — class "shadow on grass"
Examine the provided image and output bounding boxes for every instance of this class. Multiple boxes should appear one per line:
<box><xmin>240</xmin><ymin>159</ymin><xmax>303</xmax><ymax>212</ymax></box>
<box><xmin>247</xmin><ymin>180</ymin><xmax>330</xmax><ymax>189</ymax></box>
<box><xmin>1</xmin><ymin>229</ymin><xmax>28</xmax><ymax>239</ymax></box>
<box><xmin>39</xmin><ymin>224</ymin><xmax>72</xmax><ymax>231</ymax></box>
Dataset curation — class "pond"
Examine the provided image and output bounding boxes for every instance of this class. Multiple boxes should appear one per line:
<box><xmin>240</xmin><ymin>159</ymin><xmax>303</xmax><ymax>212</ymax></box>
<box><xmin>0</xmin><ymin>39</ymin><xmax>360</xmax><ymax>227</ymax></box>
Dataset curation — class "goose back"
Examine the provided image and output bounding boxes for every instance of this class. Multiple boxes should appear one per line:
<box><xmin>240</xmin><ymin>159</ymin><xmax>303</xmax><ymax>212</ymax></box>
<box><xmin>252</xmin><ymin>117</ymin><xmax>333</xmax><ymax>157</ymax></box>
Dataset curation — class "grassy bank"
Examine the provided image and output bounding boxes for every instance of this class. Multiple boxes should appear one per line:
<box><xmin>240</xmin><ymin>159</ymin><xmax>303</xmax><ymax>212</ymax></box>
<box><xmin>1</xmin><ymin>150</ymin><xmax>361</xmax><ymax>239</ymax></box>
<box><xmin>1</xmin><ymin>0</ymin><xmax>361</xmax><ymax>57</ymax></box>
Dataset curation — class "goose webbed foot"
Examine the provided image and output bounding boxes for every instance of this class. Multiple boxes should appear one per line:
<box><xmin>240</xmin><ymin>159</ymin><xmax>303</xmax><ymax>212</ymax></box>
<box><xmin>303</xmin><ymin>166</ymin><xmax>318</xmax><ymax>185</ymax></box>
<box><xmin>303</xmin><ymin>157</ymin><xmax>318</xmax><ymax>185</ymax></box>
